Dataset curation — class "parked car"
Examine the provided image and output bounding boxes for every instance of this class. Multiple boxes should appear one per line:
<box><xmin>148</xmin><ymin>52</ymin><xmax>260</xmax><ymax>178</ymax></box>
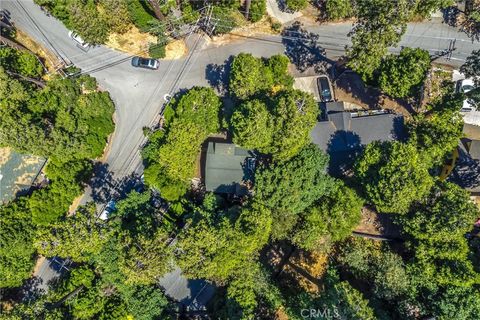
<box><xmin>99</xmin><ymin>200</ymin><xmax>116</xmax><ymax>221</ymax></box>
<box><xmin>457</xmin><ymin>78</ymin><xmax>477</xmax><ymax>112</ymax></box>
<box><xmin>68</xmin><ymin>31</ymin><xmax>89</xmax><ymax>49</ymax></box>
<box><xmin>131</xmin><ymin>56</ymin><xmax>159</xmax><ymax>70</ymax></box>
<box><xmin>317</xmin><ymin>75</ymin><xmax>333</xmax><ymax>102</ymax></box>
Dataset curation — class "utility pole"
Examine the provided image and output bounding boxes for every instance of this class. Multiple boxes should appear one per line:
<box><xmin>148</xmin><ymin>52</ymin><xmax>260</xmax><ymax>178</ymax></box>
<box><xmin>245</xmin><ymin>0</ymin><xmax>251</xmax><ymax>20</ymax></box>
<box><xmin>431</xmin><ymin>38</ymin><xmax>457</xmax><ymax>62</ymax></box>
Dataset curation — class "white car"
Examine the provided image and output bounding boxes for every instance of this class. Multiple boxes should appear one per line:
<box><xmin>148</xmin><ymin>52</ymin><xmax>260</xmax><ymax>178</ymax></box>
<box><xmin>68</xmin><ymin>31</ymin><xmax>89</xmax><ymax>49</ymax></box>
<box><xmin>457</xmin><ymin>78</ymin><xmax>477</xmax><ymax>112</ymax></box>
<box><xmin>99</xmin><ymin>200</ymin><xmax>116</xmax><ymax>221</ymax></box>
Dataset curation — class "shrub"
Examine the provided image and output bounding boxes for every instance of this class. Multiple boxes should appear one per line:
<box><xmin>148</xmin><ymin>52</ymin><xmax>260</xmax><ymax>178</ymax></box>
<box><xmin>127</xmin><ymin>0</ymin><xmax>156</xmax><ymax>31</ymax></box>
<box><xmin>285</xmin><ymin>0</ymin><xmax>308</xmax><ymax>12</ymax></box>
<box><xmin>149</xmin><ymin>42</ymin><xmax>166</xmax><ymax>59</ymax></box>
<box><xmin>249</xmin><ymin>0</ymin><xmax>266</xmax><ymax>22</ymax></box>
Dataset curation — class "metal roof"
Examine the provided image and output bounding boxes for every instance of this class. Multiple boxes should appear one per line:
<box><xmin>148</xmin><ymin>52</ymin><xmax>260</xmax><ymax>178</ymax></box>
<box><xmin>204</xmin><ymin>142</ymin><xmax>254</xmax><ymax>195</ymax></box>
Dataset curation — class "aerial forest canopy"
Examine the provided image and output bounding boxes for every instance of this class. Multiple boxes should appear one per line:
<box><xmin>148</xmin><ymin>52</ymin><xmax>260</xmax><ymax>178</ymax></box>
<box><xmin>0</xmin><ymin>47</ymin><xmax>114</xmax><ymax>287</ymax></box>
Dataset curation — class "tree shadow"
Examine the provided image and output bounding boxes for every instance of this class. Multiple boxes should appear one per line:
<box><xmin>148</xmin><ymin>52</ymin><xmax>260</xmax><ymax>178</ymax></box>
<box><xmin>326</xmin><ymin>130</ymin><xmax>362</xmax><ymax>177</ymax></box>
<box><xmin>442</xmin><ymin>6</ymin><xmax>461</xmax><ymax>28</ymax></box>
<box><xmin>205</xmin><ymin>56</ymin><xmax>233</xmax><ymax>95</ymax></box>
<box><xmin>281</xmin><ymin>22</ymin><xmax>334</xmax><ymax>74</ymax></box>
<box><xmin>88</xmin><ymin>162</ymin><xmax>142</xmax><ymax>203</ymax></box>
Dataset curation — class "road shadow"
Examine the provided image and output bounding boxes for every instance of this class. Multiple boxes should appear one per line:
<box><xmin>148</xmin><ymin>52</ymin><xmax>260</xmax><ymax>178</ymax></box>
<box><xmin>205</xmin><ymin>56</ymin><xmax>233</xmax><ymax>95</ymax></box>
<box><xmin>88</xmin><ymin>162</ymin><xmax>143</xmax><ymax>203</ymax></box>
<box><xmin>281</xmin><ymin>22</ymin><xmax>334</xmax><ymax>74</ymax></box>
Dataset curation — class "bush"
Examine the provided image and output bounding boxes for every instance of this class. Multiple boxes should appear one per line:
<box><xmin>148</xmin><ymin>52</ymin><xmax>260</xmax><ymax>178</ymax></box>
<box><xmin>211</xmin><ymin>5</ymin><xmax>238</xmax><ymax>35</ymax></box>
<box><xmin>127</xmin><ymin>0</ymin><xmax>157</xmax><ymax>31</ymax></box>
<box><xmin>326</xmin><ymin>0</ymin><xmax>355</xmax><ymax>20</ymax></box>
<box><xmin>149</xmin><ymin>42</ymin><xmax>166</xmax><ymax>59</ymax></box>
<box><xmin>0</xmin><ymin>47</ymin><xmax>43</xmax><ymax>78</ymax></box>
<box><xmin>378</xmin><ymin>47</ymin><xmax>431</xmax><ymax>98</ymax></box>
<box><xmin>249</xmin><ymin>0</ymin><xmax>266</xmax><ymax>22</ymax></box>
<box><xmin>285</xmin><ymin>0</ymin><xmax>308</xmax><ymax>12</ymax></box>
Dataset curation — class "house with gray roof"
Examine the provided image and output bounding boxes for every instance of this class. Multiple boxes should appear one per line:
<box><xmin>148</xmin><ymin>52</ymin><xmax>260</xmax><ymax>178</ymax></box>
<box><xmin>450</xmin><ymin>123</ymin><xmax>480</xmax><ymax>193</ymax></box>
<box><xmin>204</xmin><ymin>142</ymin><xmax>255</xmax><ymax>196</ymax></box>
<box><xmin>310</xmin><ymin>101</ymin><xmax>406</xmax><ymax>175</ymax></box>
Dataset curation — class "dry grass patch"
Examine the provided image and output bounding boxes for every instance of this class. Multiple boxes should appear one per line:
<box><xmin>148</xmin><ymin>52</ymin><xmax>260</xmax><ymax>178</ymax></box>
<box><xmin>165</xmin><ymin>39</ymin><xmax>188</xmax><ymax>59</ymax></box>
<box><xmin>106</xmin><ymin>25</ymin><xmax>157</xmax><ymax>57</ymax></box>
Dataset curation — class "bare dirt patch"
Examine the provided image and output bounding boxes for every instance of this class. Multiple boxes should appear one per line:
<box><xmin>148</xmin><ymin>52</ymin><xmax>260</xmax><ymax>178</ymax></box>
<box><xmin>354</xmin><ymin>206</ymin><xmax>401</xmax><ymax>238</ymax></box>
<box><xmin>165</xmin><ymin>39</ymin><xmax>188</xmax><ymax>59</ymax></box>
<box><xmin>106</xmin><ymin>25</ymin><xmax>157</xmax><ymax>57</ymax></box>
<box><xmin>333</xmin><ymin>71</ymin><xmax>415</xmax><ymax>118</ymax></box>
<box><xmin>207</xmin><ymin>15</ymin><xmax>281</xmax><ymax>46</ymax></box>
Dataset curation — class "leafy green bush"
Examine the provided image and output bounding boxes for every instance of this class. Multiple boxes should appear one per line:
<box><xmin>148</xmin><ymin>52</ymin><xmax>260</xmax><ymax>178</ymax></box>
<box><xmin>249</xmin><ymin>0</ymin><xmax>266</xmax><ymax>22</ymax></box>
<box><xmin>0</xmin><ymin>47</ymin><xmax>43</xmax><ymax>78</ymax></box>
<box><xmin>378</xmin><ymin>47</ymin><xmax>431</xmax><ymax>98</ymax></box>
<box><xmin>127</xmin><ymin>0</ymin><xmax>156</xmax><ymax>31</ymax></box>
<box><xmin>211</xmin><ymin>5</ymin><xmax>238</xmax><ymax>35</ymax></box>
<box><xmin>326</xmin><ymin>0</ymin><xmax>355</xmax><ymax>20</ymax></box>
<box><xmin>285</xmin><ymin>0</ymin><xmax>308</xmax><ymax>12</ymax></box>
<box><xmin>148</xmin><ymin>42</ymin><xmax>166</xmax><ymax>59</ymax></box>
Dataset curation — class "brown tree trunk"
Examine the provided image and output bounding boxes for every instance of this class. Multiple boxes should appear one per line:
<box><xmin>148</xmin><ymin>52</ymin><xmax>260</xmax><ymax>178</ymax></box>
<box><xmin>147</xmin><ymin>0</ymin><xmax>165</xmax><ymax>20</ymax></box>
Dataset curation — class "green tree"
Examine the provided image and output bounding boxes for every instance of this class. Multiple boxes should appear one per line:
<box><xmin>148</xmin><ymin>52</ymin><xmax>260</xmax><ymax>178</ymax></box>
<box><xmin>229</xmin><ymin>53</ymin><xmax>266</xmax><ymax>99</ymax></box>
<box><xmin>99</xmin><ymin>0</ymin><xmax>131</xmax><ymax>34</ymax></box>
<box><xmin>325</xmin><ymin>0</ymin><xmax>355</xmax><ymax>20</ymax></box>
<box><xmin>460</xmin><ymin>49</ymin><xmax>480</xmax><ymax>86</ymax></box>
<box><xmin>231</xmin><ymin>99</ymin><xmax>273</xmax><ymax>150</ymax></box>
<box><xmin>35</xmin><ymin>204</ymin><xmax>108</xmax><ymax>262</ymax></box>
<box><xmin>143</xmin><ymin>87</ymin><xmax>221</xmax><ymax>201</ymax></box>
<box><xmin>113</xmin><ymin>191</ymin><xmax>174</xmax><ymax>285</ymax></box>
<box><xmin>254</xmin><ymin>144</ymin><xmax>335</xmax><ymax>240</ymax></box>
<box><xmin>269</xmin><ymin>89</ymin><xmax>318</xmax><ymax>160</ymax></box>
<box><xmin>229</xmin><ymin>53</ymin><xmax>293</xmax><ymax>99</ymax></box>
<box><xmin>378</xmin><ymin>47</ymin><xmax>431</xmax><ymax>98</ymax></box>
<box><xmin>0</xmin><ymin>199</ymin><xmax>36</xmax><ymax>288</ymax></box>
<box><xmin>248</xmin><ymin>0</ymin><xmax>266</xmax><ymax>22</ymax></box>
<box><xmin>400</xmin><ymin>181</ymin><xmax>480</xmax><ymax>288</ymax></box>
<box><xmin>292</xmin><ymin>182</ymin><xmax>363</xmax><ymax>251</ymax></box>
<box><xmin>427</xmin><ymin>286</ymin><xmax>480</xmax><ymax>320</ymax></box>
<box><xmin>347</xmin><ymin>0</ymin><xmax>413</xmax><ymax>80</ymax></box>
<box><xmin>285</xmin><ymin>0</ymin><xmax>308</xmax><ymax>12</ymax></box>
<box><xmin>409</xmin><ymin>94</ymin><xmax>463</xmax><ymax>164</ymax></box>
<box><xmin>176</xmin><ymin>198</ymin><xmax>272</xmax><ymax>283</ymax></box>
<box><xmin>0</xmin><ymin>47</ymin><xmax>44</xmax><ymax>78</ymax></box>
<box><xmin>354</xmin><ymin>141</ymin><xmax>434</xmax><ymax>214</ymax></box>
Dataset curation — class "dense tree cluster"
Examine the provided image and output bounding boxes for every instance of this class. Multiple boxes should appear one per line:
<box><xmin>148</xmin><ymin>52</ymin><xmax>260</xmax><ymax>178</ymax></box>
<box><xmin>0</xmin><ymin>49</ymin><xmax>114</xmax><ymax>288</ymax></box>
<box><xmin>229</xmin><ymin>53</ymin><xmax>318</xmax><ymax>161</ymax></box>
<box><xmin>0</xmin><ymin>47</ymin><xmax>43</xmax><ymax>78</ymax></box>
<box><xmin>143</xmin><ymin>87</ymin><xmax>222</xmax><ymax>201</ymax></box>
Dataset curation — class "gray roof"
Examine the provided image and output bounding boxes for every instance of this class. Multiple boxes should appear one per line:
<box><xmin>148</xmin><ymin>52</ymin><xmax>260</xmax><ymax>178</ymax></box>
<box><xmin>0</xmin><ymin>148</ymin><xmax>46</xmax><ymax>203</ymax></box>
<box><xmin>469</xmin><ymin>140</ymin><xmax>480</xmax><ymax>160</ymax></box>
<box><xmin>204</xmin><ymin>142</ymin><xmax>254</xmax><ymax>195</ymax></box>
<box><xmin>311</xmin><ymin>102</ymin><xmax>405</xmax><ymax>174</ymax></box>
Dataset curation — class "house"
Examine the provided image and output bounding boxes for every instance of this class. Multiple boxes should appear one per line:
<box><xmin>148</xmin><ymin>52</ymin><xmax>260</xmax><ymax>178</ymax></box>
<box><xmin>0</xmin><ymin>147</ymin><xmax>46</xmax><ymax>203</ymax></box>
<box><xmin>310</xmin><ymin>101</ymin><xmax>406</xmax><ymax>175</ymax></box>
<box><xmin>204</xmin><ymin>142</ymin><xmax>255</xmax><ymax>196</ymax></box>
<box><xmin>449</xmin><ymin>123</ymin><xmax>480</xmax><ymax>193</ymax></box>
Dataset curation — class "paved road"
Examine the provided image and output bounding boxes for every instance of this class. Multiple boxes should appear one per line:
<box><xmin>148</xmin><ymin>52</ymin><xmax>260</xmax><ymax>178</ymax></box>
<box><xmin>2</xmin><ymin>0</ymin><xmax>479</xmax><ymax>306</ymax></box>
